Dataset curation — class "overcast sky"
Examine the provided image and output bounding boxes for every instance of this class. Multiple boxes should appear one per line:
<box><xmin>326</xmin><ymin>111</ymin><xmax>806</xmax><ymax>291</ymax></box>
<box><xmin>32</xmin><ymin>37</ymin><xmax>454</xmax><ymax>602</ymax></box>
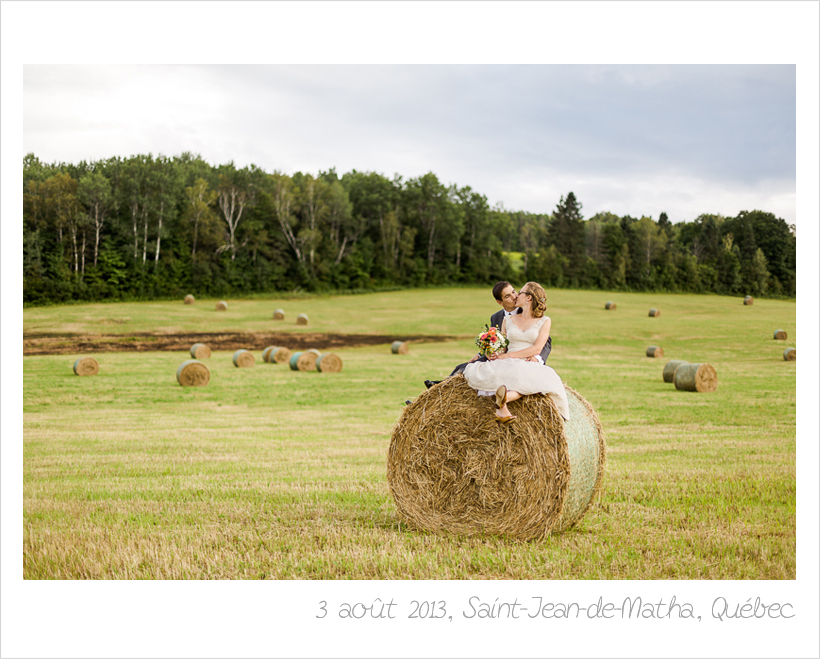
<box><xmin>24</xmin><ymin>63</ymin><xmax>795</xmax><ymax>225</ymax></box>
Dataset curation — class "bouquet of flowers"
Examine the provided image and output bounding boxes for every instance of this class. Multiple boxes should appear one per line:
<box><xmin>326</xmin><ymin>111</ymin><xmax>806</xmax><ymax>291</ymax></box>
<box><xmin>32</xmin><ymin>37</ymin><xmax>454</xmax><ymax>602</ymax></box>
<box><xmin>474</xmin><ymin>324</ymin><xmax>509</xmax><ymax>358</ymax></box>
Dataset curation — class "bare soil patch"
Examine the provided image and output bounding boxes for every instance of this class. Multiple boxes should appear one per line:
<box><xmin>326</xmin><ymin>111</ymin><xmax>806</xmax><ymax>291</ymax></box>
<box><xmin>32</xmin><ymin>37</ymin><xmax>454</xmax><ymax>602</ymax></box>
<box><xmin>23</xmin><ymin>332</ymin><xmax>457</xmax><ymax>356</ymax></box>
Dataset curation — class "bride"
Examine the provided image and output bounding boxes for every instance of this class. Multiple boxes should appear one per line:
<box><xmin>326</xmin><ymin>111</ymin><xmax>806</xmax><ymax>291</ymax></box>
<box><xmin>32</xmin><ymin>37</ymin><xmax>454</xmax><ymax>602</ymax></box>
<box><xmin>463</xmin><ymin>282</ymin><xmax>570</xmax><ymax>423</ymax></box>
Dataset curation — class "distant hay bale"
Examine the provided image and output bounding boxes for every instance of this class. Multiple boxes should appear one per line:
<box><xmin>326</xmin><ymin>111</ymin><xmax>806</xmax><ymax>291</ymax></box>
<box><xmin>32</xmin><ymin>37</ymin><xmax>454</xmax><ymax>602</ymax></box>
<box><xmin>273</xmin><ymin>309</ymin><xmax>285</xmax><ymax>320</ymax></box>
<box><xmin>391</xmin><ymin>341</ymin><xmax>409</xmax><ymax>355</ymax></box>
<box><xmin>73</xmin><ymin>357</ymin><xmax>99</xmax><ymax>376</ymax></box>
<box><xmin>783</xmin><ymin>347</ymin><xmax>796</xmax><ymax>361</ymax></box>
<box><xmin>232</xmin><ymin>349</ymin><xmax>255</xmax><ymax>368</ymax></box>
<box><xmin>773</xmin><ymin>329</ymin><xmax>787</xmax><ymax>340</ymax></box>
<box><xmin>296</xmin><ymin>313</ymin><xmax>309</xmax><ymax>325</ymax></box>
<box><xmin>605</xmin><ymin>301</ymin><xmax>617</xmax><ymax>310</ymax></box>
<box><xmin>289</xmin><ymin>351</ymin><xmax>319</xmax><ymax>371</ymax></box>
<box><xmin>316</xmin><ymin>352</ymin><xmax>343</xmax><ymax>373</ymax></box>
<box><xmin>674</xmin><ymin>363</ymin><xmax>718</xmax><ymax>392</ymax></box>
<box><xmin>648</xmin><ymin>308</ymin><xmax>660</xmax><ymax>317</ymax></box>
<box><xmin>744</xmin><ymin>296</ymin><xmax>754</xmax><ymax>305</ymax></box>
<box><xmin>262</xmin><ymin>346</ymin><xmax>274</xmax><ymax>363</ymax></box>
<box><xmin>216</xmin><ymin>301</ymin><xmax>228</xmax><ymax>311</ymax></box>
<box><xmin>646</xmin><ymin>345</ymin><xmax>664</xmax><ymax>358</ymax></box>
<box><xmin>190</xmin><ymin>343</ymin><xmax>211</xmax><ymax>359</ymax></box>
<box><xmin>662</xmin><ymin>360</ymin><xmax>689</xmax><ymax>383</ymax></box>
<box><xmin>176</xmin><ymin>359</ymin><xmax>210</xmax><ymax>386</ymax></box>
<box><xmin>184</xmin><ymin>294</ymin><xmax>195</xmax><ymax>305</ymax></box>
<box><xmin>269</xmin><ymin>347</ymin><xmax>292</xmax><ymax>364</ymax></box>
<box><xmin>387</xmin><ymin>376</ymin><xmax>606</xmax><ymax>540</ymax></box>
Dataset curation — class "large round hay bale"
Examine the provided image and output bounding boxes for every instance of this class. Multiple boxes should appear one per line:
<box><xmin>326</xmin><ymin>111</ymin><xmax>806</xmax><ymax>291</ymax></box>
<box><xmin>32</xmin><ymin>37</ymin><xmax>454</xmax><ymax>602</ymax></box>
<box><xmin>744</xmin><ymin>296</ymin><xmax>754</xmax><ymax>305</ymax></box>
<box><xmin>605</xmin><ymin>301</ymin><xmax>616</xmax><ymax>310</ymax></box>
<box><xmin>73</xmin><ymin>357</ymin><xmax>99</xmax><ymax>376</ymax></box>
<box><xmin>190</xmin><ymin>343</ymin><xmax>211</xmax><ymax>359</ymax></box>
<box><xmin>289</xmin><ymin>350</ymin><xmax>318</xmax><ymax>371</ymax></box>
<box><xmin>674</xmin><ymin>363</ymin><xmax>717</xmax><ymax>392</ymax></box>
<box><xmin>232</xmin><ymin>349</ymin><xmax>255</xmax><ymax>368</ymax></box>
<box><xmin>184</xmin><ymin>294</ymin><xmax>195</xmax><ymax>305</ymax></box>
<box><xmin>176</xmin><ymin>359</ymin><xmax>210</xmax><ymax>386</ymax></box>
<box><xmin>296</xmin><ymin>313</ymin><xmax>309</xmax><ymax>325</ymax></box>
<box><xmin>316</xmin><ymin>352</ymin><xmax>343</xmax><ymax>373</ymax></box>
<box><xmin>273</xmin><ymin>308</ymin><xmax>285</xmax><ymax>320</ymax></box>
<box><xmin>783</xmin><ymin>347</ymin><xmax>796</xmax><ymax>361</ymax></box>
<box><xmin>773</xmin><ymin>329</ymin><xmax>787</xmax><ymax>340</ymax></box>
<box><xmin>662</xmin><ymin>360</ymin><xmax>689</xmax><ymax>383</ymax></box>
<box><xmin>269</xmin><ymin>347</ymin><xmax>292</xmax><ymax>364</ymax></box>
<box><xmin>387</xmin><ymin>377</ymin><xmax>606</xmax><ymax>539</ymax></box>
<box><xmin>646</xmin><ymin>345</ymin><xmax>664</xmax><ymax>358</ymax></box>
<box><xmin>215</xmin><ymin>301</ymin><xmax>228</xmax><ymax>311</ymax></box>
<box><xmin>648</xmin><ymin>308</ymin><xmax>660</xmax><ymax>317</ymax></box>
<box><xmin>391</xmin><ymin>341</ymin><xmax>409</xmax><ymax>355</ymax></box>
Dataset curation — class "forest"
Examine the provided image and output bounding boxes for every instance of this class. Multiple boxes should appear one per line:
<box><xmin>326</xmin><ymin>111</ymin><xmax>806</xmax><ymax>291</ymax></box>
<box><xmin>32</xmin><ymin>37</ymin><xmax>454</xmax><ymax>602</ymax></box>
<box><xmin>22</xmin><ymin>152</ymin><xmax>796</xmax><ymax>305</ymax></box>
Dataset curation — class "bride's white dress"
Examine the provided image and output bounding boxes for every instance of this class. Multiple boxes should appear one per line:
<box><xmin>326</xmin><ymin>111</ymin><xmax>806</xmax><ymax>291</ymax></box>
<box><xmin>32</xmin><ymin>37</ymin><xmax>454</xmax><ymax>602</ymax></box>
<box><xmin>463</xmin><ymin>316</ymin><xmax>570</xmax><ymax>420</ymax></box>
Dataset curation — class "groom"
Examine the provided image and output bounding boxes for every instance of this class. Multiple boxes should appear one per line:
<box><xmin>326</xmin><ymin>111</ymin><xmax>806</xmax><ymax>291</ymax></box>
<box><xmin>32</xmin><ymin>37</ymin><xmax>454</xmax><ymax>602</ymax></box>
<box><xmin>423</xmin><ymin>281</ymin><xmax>552</xmax><ymax>388</ymax></box>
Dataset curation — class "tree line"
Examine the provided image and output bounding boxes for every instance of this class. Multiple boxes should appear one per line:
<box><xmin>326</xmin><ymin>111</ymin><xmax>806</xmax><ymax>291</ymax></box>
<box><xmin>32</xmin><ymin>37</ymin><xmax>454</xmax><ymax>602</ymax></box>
<box><xmin>22</xmin><ymin>152</ymin><xmax>796</xmax><ymax>305</ymax></box>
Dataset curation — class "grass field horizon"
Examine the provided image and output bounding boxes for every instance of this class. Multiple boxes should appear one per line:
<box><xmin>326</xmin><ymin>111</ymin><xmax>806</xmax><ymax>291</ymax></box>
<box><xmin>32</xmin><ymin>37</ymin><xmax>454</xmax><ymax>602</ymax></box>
<box><xmin>23</xmin><ymin>288</ymin><xmax>796</xmax><ymax>579</ymax></box>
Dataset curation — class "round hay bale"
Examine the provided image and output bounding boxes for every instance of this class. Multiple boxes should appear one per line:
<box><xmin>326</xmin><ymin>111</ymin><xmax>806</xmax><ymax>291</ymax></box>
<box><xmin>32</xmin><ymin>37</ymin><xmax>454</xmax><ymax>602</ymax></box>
<box><xmin>215</xmin><ymin>300</ymin><xmax>228</xmax><ymax>311</ymax></box>
<box><xmin>673</xmin><ymin>363</ymin><xmax>718</xmax><ymax>392</ymax></box>
<box><xmin>773</xmin><ymin>329</ymin><xmax>787</xmax><ymax>340</ymax></box>
<box><xmin>744</xmin><ymin>296</ymin><xmax>754</xmax><ymax>305</ymax></box>
<box><xmin>605</xmin><ymin>301</ymin><xmax>616</xmax><ymax>310</ymax></box>
<box><xmin>296</xmin><ymin>313</ymin><xmax>309</xmax><ymax>325</ymax></box>
<box><xmin>391</xmin><ymin>341</ymin><xmax>409</xmax><ymax>355</ymax></box>
<box><xmin>262</xmin><ymin>346</ymin><xmax>275</xmax><ymax>363</ymax></box>
<box><xmin>184</xmin><ymin>294</ymin><xmax>195</xmax><ymax>305</ymax></box>
<box><xmin>289</xmin><ymin>350</ymin><xmax>318</xmax><ymax>371</ymax></box>
<box><xmin>176</xmin><ymin>360</ymin><xmax>210</xmax><ymax>386</ymax></box>
<box><xmin>190</xmin><ymin>343</ymin><xmax>211</xmax><ymax>360</ymax></box>
<box><xmin>387</xmin><ymin>376</ymin><xmax>606</xmax><ymax>540</ymax></box>
<box><xmin>662</xmin><ymin>360</ymin><xmax>689</xmax><ymax>383</ymax></box>
<box><xmin>232</xmin><ymin>349</ymin><xmax>255</xmax><ymax>368</ymax></box>
<box><xmin>648</xmin><ymin>308</ymin><xmax>660</xmax><ymax>317</ymax></box>
<box><xmin>73</xmin><ymin>357</ymin><xmax>99</xmax><ymax>376</ymax></box>
<box><xmin>646</xmin><ymin>345</ymin><xmax>664</xmax><ymax>358</ymax></box>
<box><xmin>316</xmin><ymin>352</ymin><xmax>343</xmax><ymax>373</ymax></box>
<box><xmin>269</xmin><ymin>347</ymin><xmax>292</xmax><ymax>364</ymax></box>
<box><xmin>273</xmin><ymin>308</ymin><xmax>285</xmax><ymax>320</ymax></box>
<box><xmin>783</xmin><ymin>347</ymin><xmax>796</xmax><ymax>361</ymax></box>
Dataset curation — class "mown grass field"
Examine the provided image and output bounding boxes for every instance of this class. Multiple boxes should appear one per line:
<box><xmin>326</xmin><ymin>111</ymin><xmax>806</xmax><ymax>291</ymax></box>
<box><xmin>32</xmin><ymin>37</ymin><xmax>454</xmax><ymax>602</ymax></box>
<box><xmin>23</xmin><ymin>288</ymin><xmax>796</xmax><ymax>579</ymax></box>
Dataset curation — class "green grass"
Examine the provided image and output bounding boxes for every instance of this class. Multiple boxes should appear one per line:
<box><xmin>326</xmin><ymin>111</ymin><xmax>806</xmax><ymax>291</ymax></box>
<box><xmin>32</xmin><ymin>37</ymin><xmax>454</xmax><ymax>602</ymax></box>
<box><xmin>23</xmin><ymin>288</ymin><xmax>796</xmax><ymax>579</ymax></box>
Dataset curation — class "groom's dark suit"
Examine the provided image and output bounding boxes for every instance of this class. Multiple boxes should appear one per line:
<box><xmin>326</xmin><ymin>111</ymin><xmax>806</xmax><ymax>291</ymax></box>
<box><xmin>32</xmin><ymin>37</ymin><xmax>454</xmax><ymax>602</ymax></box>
<box><xmin>448</xmin><ymin>308</ymin><xmax>552</xmax><ymax>377</ymax></box>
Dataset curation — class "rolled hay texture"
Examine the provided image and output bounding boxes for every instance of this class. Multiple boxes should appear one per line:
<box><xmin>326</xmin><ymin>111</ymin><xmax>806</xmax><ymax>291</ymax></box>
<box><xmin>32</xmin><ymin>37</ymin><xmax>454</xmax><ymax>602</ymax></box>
<box><xmin>744</xmin><ymin>296</ymin><xmax>754</xmax><ymax>305</ymax></box>
<box><xmin>648</xmin><ymin>308</ymin><xmax>660</xmax><ymax>317</ymax></box>
<box><xmin>289</xmin><ymin>350</ymin><xmax>319</xmax><ymax>371</ymax></box>
<box><xmin>773</xmin><ymin>329</ymin><xmax>788</xmax><ymax>341</ymax></box>
<box><xmin>262</xmin><ymin>346</ymin><xmax>275</xmax><ymax>363</ymax></box>
<box><xmin>232</xmin><ymin>349</ymin><xmax>255</xmax><ymax>368</ymax></box>
<box><xmin>190</xmin><ymin>343</ymin><xmax>211</xmax><ymax>360</ymax></box>
<box><xmin>605</xmin><ymin>301</ymin><xmax>617</xmax><ymax>310</ymax></box>
<box><xmin>387</xmin><ymin>376</ymin><xmax>606</xmax><ymax>540</ymax></box>
<box><xmin>296</xmin><ymin>313</ymin><xmax>309</xmax><ymax>325</ymax></box>
<box><xmin>783</xmin><ymin>347</ymin><xmax>796</xmax><ymax>361</ymax></box>
<box><xmin>646</xmin><ymin>345</ymin><xmax>664</xmax><ymax>358</ymax></box>
<box><xmin>73</xmin><ymin>357</ymin><xmax>99</xmax><ymax>376</ymax></box>
<box><xmin>269</xmin><ymin>347</ymin><xmax>292</xmax><ymax>364</ymax></box>
<box><xmin>273</xmin><ymin>309</ymin><xmax>285</xmax><ymax>320</ymax></box>
<box><xmin>673</xmin><ymin>363</ymin><xmax>718</xmax><ymax>392</ymax></box>
<box><xmin>316</xmin><ymin>352</ymin><xmax>343</xmax><ymax>373</ymax></box>
<box><xmin>176</xmin><ymin>359</ymin><xmax>210</xmax><ymax>386</ymax></box>
<box><xmin>391</xmin><ymin>341</ymin><xmax>410</xmax><ymax>355</ymax></box>
<box><xmin>662</xmin><ymin>360</ymin><xmax>689</xmax><ymax>383</ymax></box>
<box><xmin>215</xmin><ymin>301</ymin><xmax>228</xmax><ymax>311</ymax></box>
<box><xmin>184</xmin><ymin>294</ymin><xmax>195</xmax><ymax>305</ymax></box>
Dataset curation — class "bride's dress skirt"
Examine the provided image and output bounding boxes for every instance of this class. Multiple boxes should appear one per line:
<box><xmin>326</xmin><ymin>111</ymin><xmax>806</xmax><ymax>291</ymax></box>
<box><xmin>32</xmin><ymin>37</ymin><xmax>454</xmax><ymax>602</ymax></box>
<box><xmin>464</xmin><ymin>359</ymin><xmax>571</xmax><ymax>420</ymax></box>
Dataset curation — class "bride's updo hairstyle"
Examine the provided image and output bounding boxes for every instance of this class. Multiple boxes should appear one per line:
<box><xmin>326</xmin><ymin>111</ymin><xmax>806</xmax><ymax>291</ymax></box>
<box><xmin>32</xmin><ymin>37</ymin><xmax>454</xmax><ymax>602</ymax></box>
<box><xmin>521</xmin><ymin>282</ymin><xmax>547</xmax><ymax>318</ymax></box>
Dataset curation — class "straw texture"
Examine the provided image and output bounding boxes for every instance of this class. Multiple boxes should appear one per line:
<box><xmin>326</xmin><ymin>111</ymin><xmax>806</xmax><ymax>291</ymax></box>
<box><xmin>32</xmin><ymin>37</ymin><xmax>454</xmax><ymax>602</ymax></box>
<box><xmin>387</xmin><ymin>376</ymin><xmax>605</xmax><ymax>540</ymax></box>
<box><xmin>316</xmin><ymin>353</ymin><xmax>343</xmax><ymax>373</ymax></box>
<box><xmin>190</xmin><ymin>343</ymin><xmax>211</xmax><ymax>360</ymax></box>
<box><xmin>744</xmin><ymin>296</ymin><xmax>754</xmax><ymax>305</ymax></box>
<box><xmin>232</xmin><ymin>349</ymin><xmax>255</xmax><ymax>368</ymax></box>
<box><xmin>184</xmin><ymin>294</ymin><xmax>195</xmax><ymax>305</ymax></box>
<box><xmin>662</xmin><ymin>360</ymin><xmax>688</xmax><ymax>383</ymax></box>
<box><xmin>605</xmin><ymin>301</ymin><xmax>616</xmax><ymax>310</ymax></box>
<box><xmin>216</xmin><ymin>301</ymin><xmax>228</xmax><ymax>311</ymax></box>
<box><xmin>289</xmin><ymin>351</ymin><xmax>318</xmax><ymax>371</ymax></box>
<box><xmin>646</xmin><ymin>345</ymin><xmax>664</xmax><ymax>358</ymax></box>
<box><xmin>176</xmin><ymin>360</ymin><xmax>210</xmax><ymax>386</ymax></box>
<box><xmin>783</xmin><ymin>347</ymin><xmax>796</xmax><ymax>361</ymax></box>
<box><xmin>273</xmin><ymin>309</ymin><xmax>285</xmax><ymax>320</ymax></box>
<box><xmin>773</xmin><ymin>330</ymin><xmax>787</xmax><ymax>340</ymax></box>
<box><xmin>649</xmin><ymin>308</ymin><xmax>660</xmax><ymax>317</ymax></box>
<box><xmin>391</xmin><ymin>341</ymin><xmax>409</xmax><ymax>355</ymax></box>
<box><xmin>674</xmin><ymin>363</ymin><xmax>718</xmax><ymax>392</ymax></box>
<box><xmin>73</xmin><ymin>357</ymin><xmax>99</xmax><ymax>376</ymax></box>
<box><xmin>296</xmin><ymin>313</ymin><xmax>309</xmax><ymax>325</ymax></box>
